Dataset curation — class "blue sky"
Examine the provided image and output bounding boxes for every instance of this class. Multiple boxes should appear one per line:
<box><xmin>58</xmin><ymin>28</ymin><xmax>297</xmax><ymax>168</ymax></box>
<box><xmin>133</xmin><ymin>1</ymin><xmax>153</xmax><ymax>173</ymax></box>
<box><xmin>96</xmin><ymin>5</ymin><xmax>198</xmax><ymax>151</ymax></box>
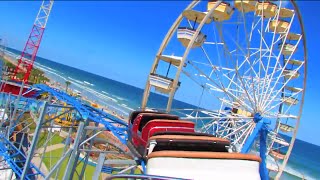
<box><xmin>0</xmin><ymin>1</ymin><xmax>318</xmax><ymax>146</ymax></box>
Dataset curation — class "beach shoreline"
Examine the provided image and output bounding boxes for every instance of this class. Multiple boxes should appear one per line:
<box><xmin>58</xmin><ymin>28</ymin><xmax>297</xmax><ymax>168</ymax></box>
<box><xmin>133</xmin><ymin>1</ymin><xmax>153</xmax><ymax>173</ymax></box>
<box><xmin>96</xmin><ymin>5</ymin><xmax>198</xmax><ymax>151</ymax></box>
<box><xmin>1</xmin><ymin>50</ymin><xmax>130</xmax><ymax>123</ymax></box>
<box><xmin>45</xmin><ymin>75</ymin><xmax>129</xmax><ymax>123</ymax></box>
<box><xmin>2</xmin><ymin>48</ymin><xmax>318</xmax><ymax>180</ymax></box>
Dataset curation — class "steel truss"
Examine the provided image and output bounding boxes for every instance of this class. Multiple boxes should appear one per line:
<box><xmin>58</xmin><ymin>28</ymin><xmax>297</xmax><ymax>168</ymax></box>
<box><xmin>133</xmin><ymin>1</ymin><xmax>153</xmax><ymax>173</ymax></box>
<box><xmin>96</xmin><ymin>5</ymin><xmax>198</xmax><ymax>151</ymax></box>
<box><xmin>0</xmin><ymin>84</ymin><xmax>140</xmax><ymax>180</ymax></box>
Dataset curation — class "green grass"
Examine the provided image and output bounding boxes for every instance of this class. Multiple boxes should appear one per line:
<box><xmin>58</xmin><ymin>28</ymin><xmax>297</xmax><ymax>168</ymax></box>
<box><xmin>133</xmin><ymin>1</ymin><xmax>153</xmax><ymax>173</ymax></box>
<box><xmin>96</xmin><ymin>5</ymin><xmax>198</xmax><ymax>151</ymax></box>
<box><xmin>25</xmin><ymin>116</ymin><xmax>36</xmax><ymax>133</ymax></box>
<box><xmin>39</xmin><ymin>133</ymin><xmax>142</xmax><ymax>179</ymax></box>
<box><xmin>43</xmin><ymin>147</ymin><xmax>100</xmax><ymax>180</ymax></box>
<box><xmin>37</xmin><ymin>132</ymin><xmax>64</xmax><ymax>148</ymax></box>
<box><xmin>3</xmin><ymin>58</ymin><xmax>50</xmax><ymax>84</ymax></box>
<box><xmin>42</xmin><ymin>147</ymin><xmax>141</xmax><ymax>180</ymax></box>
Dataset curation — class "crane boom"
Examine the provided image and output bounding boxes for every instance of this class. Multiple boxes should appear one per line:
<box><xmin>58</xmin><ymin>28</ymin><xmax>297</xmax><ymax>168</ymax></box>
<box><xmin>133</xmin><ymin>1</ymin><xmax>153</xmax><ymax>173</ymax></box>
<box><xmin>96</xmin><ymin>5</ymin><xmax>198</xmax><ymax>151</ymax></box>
<box><xmin>13</xmin><ymin>0</ymin><xmax>54</xmax><ymax>82</ymax></box>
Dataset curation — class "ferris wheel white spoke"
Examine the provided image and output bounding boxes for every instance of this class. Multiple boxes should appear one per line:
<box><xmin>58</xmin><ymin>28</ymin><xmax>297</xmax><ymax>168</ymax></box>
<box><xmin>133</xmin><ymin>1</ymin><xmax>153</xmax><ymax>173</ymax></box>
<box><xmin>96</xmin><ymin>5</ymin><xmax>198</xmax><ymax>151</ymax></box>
<box><xmin>264</xmin><ymin>97</ymin><xmax>293</xmax><ymax>114</ymax></box>
<box><xmin>222</xmin><ymin>73</ymin><xmax>256</xmax><ymax>106</ymax></box>
<box><xmin>267</xmin><ymin>93</ymin><xmax>301</xmax><ymax>116</ymax></box>
<box><xmin>227</xmin><ymin>32</ymin><xmax>264</xmax><ymax>84</ymax></box>
<box><xmin>222</xmin><ymin>119</ymin><xmax>253</xmax><ymax>139</ymax></box>
<box><xmin>183</xmin><ymin>69</ymin><xmax>239</xmax><ymax>106</ymax></box>
<box><xmin>218</xmin><ymin>99</ymin><xmax>226</xmax><ymax>113</ymax></box>
<box><xmin>241</xmin><ymin>49</ymin><xmax>267</xmax><ymax>77</ymax></box>
<box><xmin>264</xmin><ymin>18</ymin><xmax>272</xmax><ymax>32</ymax></box>
<box><xmin>200</xmin><ymin>46</ymin><xmax>217</xmax><ymax>68</ymax></box>
<box><xmin>182</xmin><ymin>70</ymin><xmax>234</xmax><ymax>110</ymax></box>
<box><xmin>188</xmin><ymin>60</ymin><xmax>231</xmax><ymax>96</ymax></box>
<box><xmin>259</xmin><ymin>10</ymin><xmax>295</xmax><ymax>108</ymax></box>
<box><xmin>182</xmin><ymin>69</ymin><xmax>205</xmax><ymax>87</ymax></box>
<box><xmin>211</xmin><ymin>19</ymin><xmax>224</xmax><ymax>70</ymax></box>
<box><xmin>239</xmin><ymin>122</ymin><xmax>256</xmax><ymax>149</ymax></box>
<box><xmin>215</xmin><ymin>25</ymin><xmax>245</xmax><ymax>101</ymax></box>
<box><xmin>200</xmin><ymin>120</ymin><xmax>216</xmax><ymax>132</ymax></box>
<box><xmin>219</xmin><ymin>95</ymin><xmax>253</xmax><ymax>113</ymax></box>
<box><xmin>265</xmin><ymin>98</ymin><xmax>297</xmax><ymax>116</ymax></box>
<box><xmin>200</xmin><ymin>45</ymin><xmax>232</xmax><ymax>86</ymax></box>
<box><xmin>236</xmin><ymin>68</ymin><xmax>258</xmax><ymax>111</ymax></box>
<box><xmin>215</xmin><ymin>120</ymin><xmax>232</xmax><ymax>135</ymax></box>
<box><xmin>192</xmin><ymin>61</ymin><xmax>235</xmax><ymax>71</ymax></box>
<box><xmin>264</xmin><ymin>88</ymin><xmax>303</xmax><ymax>113</ymax></box>
<box><xmin>260</xmin><ymin>15</ymin><xmax>297</xmax><ymax>109</ymax></box>
<box><xmin>203</xmin><ymin>42</ymin><xmax>224</xmax><ymax>45</ymax></box>
<box><xmin>261</xmin><ymin>38</ymin><xmax>302</xmax><ymax>110</ymax></box>
<box><xmin>188</xmin><ymin>61</ymin><xmax>241</xmax><ymax>105</ymax></box>
<box><xmin>232</xmin><ymin>122</ymin><xmax>255</xmax><ymax>146</ymax></box>
<box><xmin>249</xmin><ymin>15</ymin><xmax>262</xmax><ymax>42</ymax></box>
<box><xmin>238</xmin><ymin>1</ymin><xmax>251</xmax><ymax>61</ymax></box>
<box><xmin>267</xmin><ymin>113</ymin><xmax>298</xmax><ymax>119</ymax></box>
<box><xmin>215</xmin><ymin>22</ymin><xmax>238</xmax><ymax>71</ymax></box>
<box><xmin>256</xmin><ymin>9</ymin><xmax>267</xmax><ymax>111</ymax></box>
<box><xmin>257</xmin><ymin>29</ymin><xmax>271</xmax><ymax>53</ymax></box>
<box><xmin>216</xmin><ymin>23</ymin><xmax>258</xmax><ymax>111</ymax></box>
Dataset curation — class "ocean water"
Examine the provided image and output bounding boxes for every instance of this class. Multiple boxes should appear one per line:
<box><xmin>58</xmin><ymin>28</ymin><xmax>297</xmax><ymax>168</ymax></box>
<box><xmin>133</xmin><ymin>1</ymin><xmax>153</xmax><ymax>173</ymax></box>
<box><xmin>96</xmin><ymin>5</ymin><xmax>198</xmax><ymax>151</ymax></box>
<box><xmin>3</xmin><ymin>47</ymin><xmax>320</xmax><ymax>179</ymax></box>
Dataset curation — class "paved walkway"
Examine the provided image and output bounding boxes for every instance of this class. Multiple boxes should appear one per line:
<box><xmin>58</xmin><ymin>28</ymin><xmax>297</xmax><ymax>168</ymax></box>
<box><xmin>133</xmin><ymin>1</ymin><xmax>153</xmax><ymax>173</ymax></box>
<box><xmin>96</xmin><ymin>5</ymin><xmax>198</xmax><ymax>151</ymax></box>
<box><xmin>32</xmin><ymin>143</ymin><xmax>67</xmax><ymax>180</ymax></box>
<box><xmin>35</xmin><ymin>143</ymin><xmax>65</xmax><ymax>154</ymax></box>
<box><xmin>31</xmin><ymin>156</ymin><xmax>52</xmax><ymax>180</ymax></box>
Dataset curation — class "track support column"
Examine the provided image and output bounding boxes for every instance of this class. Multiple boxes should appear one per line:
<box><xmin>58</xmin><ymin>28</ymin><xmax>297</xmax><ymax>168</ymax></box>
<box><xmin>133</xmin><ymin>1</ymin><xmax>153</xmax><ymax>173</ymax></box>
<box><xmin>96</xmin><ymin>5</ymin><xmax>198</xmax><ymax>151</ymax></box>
<box><xmin>62</xmin><ymin>121</ymin><xmax>85</xmax><ymax>180</ymax></box>
<box><xmin>79</xmin><ymin>122</ymin><xmax>99</xmax><ymax>179</ymax></box>
<box><xmin>68</xmin><ymin>118</ymin><xmax>89</xmax><ymax>180</ymax></box>
<box><xmin>7</xmin><ymin>82</ymin><xmax>24</xmax><ymax>139</ymax></box>
<box><xmin>21</xmin><ymin>101</ymin><xmax>48</xmax><ymax>179</ymax></box>
<box><xmin>93</xmin><ymin>152</ymin><xmax>106</xmax><ymax>180</ymax></box>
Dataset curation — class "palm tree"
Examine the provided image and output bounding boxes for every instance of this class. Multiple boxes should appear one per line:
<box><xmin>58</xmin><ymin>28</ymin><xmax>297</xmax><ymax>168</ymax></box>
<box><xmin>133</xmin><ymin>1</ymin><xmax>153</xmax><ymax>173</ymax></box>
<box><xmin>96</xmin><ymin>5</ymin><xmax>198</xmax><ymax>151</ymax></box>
<box><xmin>65</xmin><ymin>81</ymin><xmax>71</xmax><ymax>93</ymax></box>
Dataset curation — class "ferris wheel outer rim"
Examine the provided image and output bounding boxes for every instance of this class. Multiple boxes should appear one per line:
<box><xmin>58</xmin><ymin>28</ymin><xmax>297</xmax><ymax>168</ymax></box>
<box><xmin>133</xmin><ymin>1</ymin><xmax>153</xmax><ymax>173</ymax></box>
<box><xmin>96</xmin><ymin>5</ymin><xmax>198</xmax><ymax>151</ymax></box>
<box><xmin>275</xmin><ymin>0</ymin><xmax>307</xmax><ymax>178</ymax></box>
<box><xmin>167</xmin><ymin>1</ymin><xmax>223</xmax><ymax>112</ymax></box>
<box><xmin>141</xmin><ymin>0</ymin><xmax>307</xmax><ymax>178</ymax></box>
<box><xmin>141</xmin><ymin>0</ymin><xmax>199</xmax><ymax>110</ymax></box>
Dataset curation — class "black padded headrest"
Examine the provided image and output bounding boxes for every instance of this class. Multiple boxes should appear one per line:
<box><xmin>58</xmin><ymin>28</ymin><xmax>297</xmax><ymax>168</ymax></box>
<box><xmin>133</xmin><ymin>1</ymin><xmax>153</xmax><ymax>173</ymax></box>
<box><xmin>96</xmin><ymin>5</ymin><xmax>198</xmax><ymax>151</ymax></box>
<box><xmin>129</xmin><ymin>110</ymin><xmax>162</xmax><ymax>124</ymax></box>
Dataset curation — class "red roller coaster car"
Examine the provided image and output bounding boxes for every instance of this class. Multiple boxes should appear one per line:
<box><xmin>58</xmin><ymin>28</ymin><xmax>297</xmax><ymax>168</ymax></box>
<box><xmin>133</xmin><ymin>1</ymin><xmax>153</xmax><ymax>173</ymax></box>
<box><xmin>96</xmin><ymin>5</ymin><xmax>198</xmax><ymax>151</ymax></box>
<box><xmin>127</xmin><ymin>111</ymin><xmax>195</xmax><ymax>156</ymax></box>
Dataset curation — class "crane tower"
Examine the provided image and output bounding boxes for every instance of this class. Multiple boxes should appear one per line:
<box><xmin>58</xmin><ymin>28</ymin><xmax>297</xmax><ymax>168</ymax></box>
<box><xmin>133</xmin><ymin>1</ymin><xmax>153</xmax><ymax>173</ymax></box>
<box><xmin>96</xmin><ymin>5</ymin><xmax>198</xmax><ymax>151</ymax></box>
<box><xmin>13</xmin><ymin>0</ymin><xmax>54</xmax><ymax>82</ymax></box>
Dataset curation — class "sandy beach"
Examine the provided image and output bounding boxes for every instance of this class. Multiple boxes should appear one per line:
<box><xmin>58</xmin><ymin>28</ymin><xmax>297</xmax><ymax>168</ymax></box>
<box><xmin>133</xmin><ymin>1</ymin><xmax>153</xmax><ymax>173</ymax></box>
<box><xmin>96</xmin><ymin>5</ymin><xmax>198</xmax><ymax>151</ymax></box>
<box><xmin>1</xmin><ymin>54</ymin><xmax>27</xmax><ymax>72</ymax></box>
<box><xmin>1</xmin><ymin>50</ymin><xmax>129</xmax><ymax>123</ymax></box>
<box><xmin>47</xmin><ymin>78</ymin><xmax>129</xmax><ymax>123</ymax></box>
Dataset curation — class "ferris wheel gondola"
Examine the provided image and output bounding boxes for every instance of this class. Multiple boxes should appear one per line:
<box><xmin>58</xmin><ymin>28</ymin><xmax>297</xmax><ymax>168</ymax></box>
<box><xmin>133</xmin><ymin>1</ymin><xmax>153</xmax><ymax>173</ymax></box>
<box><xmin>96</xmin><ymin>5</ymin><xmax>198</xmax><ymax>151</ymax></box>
<box><xmin>141</xmin><ymin>0</ymin><xmax>307</xmax><ymax>178</ymax></box>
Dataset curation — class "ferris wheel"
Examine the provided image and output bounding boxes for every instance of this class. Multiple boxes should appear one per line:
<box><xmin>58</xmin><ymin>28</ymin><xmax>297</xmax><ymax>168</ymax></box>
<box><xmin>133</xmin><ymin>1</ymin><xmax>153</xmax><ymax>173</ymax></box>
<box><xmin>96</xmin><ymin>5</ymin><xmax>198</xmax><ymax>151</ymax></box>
<box><xmin>141</xmin><ymin>0</ymin><xmax>307</xmax><ymax>178</ymax></box>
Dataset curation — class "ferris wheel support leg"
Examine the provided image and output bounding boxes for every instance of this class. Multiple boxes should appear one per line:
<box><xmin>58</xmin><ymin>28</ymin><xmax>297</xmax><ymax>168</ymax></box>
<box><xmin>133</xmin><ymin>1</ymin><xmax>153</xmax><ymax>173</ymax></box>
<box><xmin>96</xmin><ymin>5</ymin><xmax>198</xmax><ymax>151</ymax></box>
<box><xmin>241</xmin><ymin>113</ymin><xmax>263</xmax><ymax>154</ymax></box>
<box><xmin>241</xmin><ymin>113</ymin><xmax>270</xmax><ymax>180</ymax></box>
<box><xmin>140</xmin><ymin>159</ymin><xmax>146</xmax><ymax>173</ymax></box>
<box><xmin>259</xmin><ymin>127</ymin><xmax>269</xmax><ymax>180</ymax></box>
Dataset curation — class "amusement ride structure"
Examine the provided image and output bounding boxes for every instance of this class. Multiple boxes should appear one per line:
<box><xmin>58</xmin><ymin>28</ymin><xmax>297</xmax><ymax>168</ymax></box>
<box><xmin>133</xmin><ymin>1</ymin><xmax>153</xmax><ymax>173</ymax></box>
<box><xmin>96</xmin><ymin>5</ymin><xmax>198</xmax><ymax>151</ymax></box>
<box><xmin>0</xmin><ymin>0</ymin><xmax>306</xmax><ymax>180</ymax></box>
<box><xmin>141</xmin><ymin>0</ymin><xmax>306</xmax><ymax>179</ymax></box>
<box><xmin>1</xmin><ymin>0</ymin><xmax>53</xmax><ymax>96</ymax></box>
<box><xmin>13</xmin><ymin>0</ymin><xmax>53</xmax><ymax>82</ymax></box>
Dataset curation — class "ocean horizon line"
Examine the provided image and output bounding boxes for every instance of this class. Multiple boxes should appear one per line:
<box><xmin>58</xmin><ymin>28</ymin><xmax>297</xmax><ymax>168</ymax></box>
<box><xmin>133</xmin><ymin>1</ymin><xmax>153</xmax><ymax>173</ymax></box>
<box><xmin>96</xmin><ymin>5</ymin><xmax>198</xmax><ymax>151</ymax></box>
<box><xmin>4</xmin><ymin>47</ymin><xmax>319</xmax><ymax>148</ymax></box>
<box><xmin>5</xmin><ymin>46</ymin><xmax>199</xmax><ymax>110</ymax></box>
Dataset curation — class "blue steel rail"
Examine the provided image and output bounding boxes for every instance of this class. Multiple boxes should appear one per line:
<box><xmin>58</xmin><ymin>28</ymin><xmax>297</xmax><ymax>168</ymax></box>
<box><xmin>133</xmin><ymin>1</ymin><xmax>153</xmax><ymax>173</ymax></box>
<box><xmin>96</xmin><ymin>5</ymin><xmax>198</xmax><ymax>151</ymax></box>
<box><xmin>0</xmin><ymin>93</ymin><xmax>42</xmax><ymax>179</ymax></box>
<box><xmin>0</xmin><ymin>93</ymin><xmax>38</xmax><ymax>136</ymax></box>
<box><xmin>0</xmin><ymin>134</ymin><xmax>44</xmax><ymax>180</ymax></box>
<box><xmin>34</xmin><ymin>84</ymin><xmax>129</xmax><ymax>144</ymax></box>
<box><xmin>0</xmin><ymin>85</ymin><xmax>129</xmax><ymax>179</ymax></box>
